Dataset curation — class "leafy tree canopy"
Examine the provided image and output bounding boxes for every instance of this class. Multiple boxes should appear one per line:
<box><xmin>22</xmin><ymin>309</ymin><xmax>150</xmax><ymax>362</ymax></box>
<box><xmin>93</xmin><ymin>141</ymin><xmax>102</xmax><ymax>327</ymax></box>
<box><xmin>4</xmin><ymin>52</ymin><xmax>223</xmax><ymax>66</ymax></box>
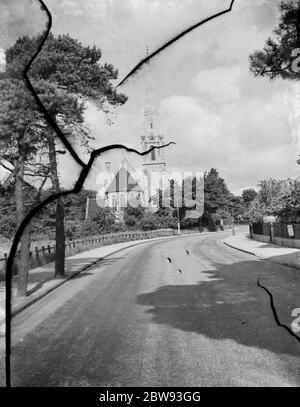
<box><xmin>249</xmin><ymin>0</ymin><xmax>300</xmax><ymax>80</ymax></box>
<box><xmin>242</xmin><ymin>189</ymin><xmax>257</xmax><ymax>206</ymax></box>
<box><xmin>6</xmin><ymin>33</ymin><xmax>127</xmax><ymax>106</ymax></box>
<box><xmin>204</xmin><ymin>168</ymin><xmax>231</xmax><ymax>213</ymax></box>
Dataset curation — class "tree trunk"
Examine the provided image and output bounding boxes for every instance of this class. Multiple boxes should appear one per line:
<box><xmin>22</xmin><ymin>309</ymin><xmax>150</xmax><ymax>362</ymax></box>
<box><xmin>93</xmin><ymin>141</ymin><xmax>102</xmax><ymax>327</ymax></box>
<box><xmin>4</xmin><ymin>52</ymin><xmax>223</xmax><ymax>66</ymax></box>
<box><xmin>47</xmin><ymin>133</ymin><xmax>65</xmax><ymax>277</ymax></box>
<box><xmin>296</xmin><ymin>1</ymin><xmax>300</xmax><ymax>46</ymax></box>
<box><xmin>15</xmin><ymin>158</ymin><xmax>31</xmax><ymax>296</ymax></box>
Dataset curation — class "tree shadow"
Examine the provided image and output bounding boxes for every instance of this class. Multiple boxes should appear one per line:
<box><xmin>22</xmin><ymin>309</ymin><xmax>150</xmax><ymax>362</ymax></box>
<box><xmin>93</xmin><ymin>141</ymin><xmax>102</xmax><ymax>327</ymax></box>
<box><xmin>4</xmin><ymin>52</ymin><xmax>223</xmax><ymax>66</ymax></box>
<box><xmin>25</xmin><ymin>256</ymin><xmax>123</xmax><ymax>295</ymax></box>
<box><xmin>136</xmin><ymin>258</ymin><xmax>300</xmax><ymax>357</ymax></box>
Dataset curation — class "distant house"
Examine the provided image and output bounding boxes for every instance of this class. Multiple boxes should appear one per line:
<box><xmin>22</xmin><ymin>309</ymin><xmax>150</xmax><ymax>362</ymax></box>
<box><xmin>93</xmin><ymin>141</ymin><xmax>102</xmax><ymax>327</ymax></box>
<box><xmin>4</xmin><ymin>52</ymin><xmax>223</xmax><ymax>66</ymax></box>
<box><xmin>85</xmin><ymin>158</ymin><xmax>145</xmax><ymax>222</ymax></box>
<box><xmin>105</xmin><ymin>158</ymin><xmax>144</xmax><ymax>221</ymax></box>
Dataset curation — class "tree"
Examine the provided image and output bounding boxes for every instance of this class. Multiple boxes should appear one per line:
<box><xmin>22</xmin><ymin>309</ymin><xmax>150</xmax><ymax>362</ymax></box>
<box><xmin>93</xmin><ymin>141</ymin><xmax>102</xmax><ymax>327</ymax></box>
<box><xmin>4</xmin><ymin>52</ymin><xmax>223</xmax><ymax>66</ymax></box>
<box><xmin>89</xmin><ymin>208</ymin><xmax>117</xmax><ymax>233</ymax></box>
<box><xmin>246</xmin><ymin>198</ymin><xmax>267</xmax><ymax>223</ymax></box>
<box><xmin>244</xmin><ymin>178</ymin><xmax>300</xmax><ymax>222</ymax></box>
<box><xmin>0</xmin><ymin>79</ymin><xmax>45</xmax><ymax>295</ymax></box>
<box><xmin>153</xmin><ymin>175</ymin><xmax>204</xmax><ymax>225</ymax></box>
<box><xmin>140</xmin><ymin>214</ymin><xmax>159</xmax><ymax>231</ymax></box>
<box><xmin>249</xmin><ymin>0</ymin><xmax>300</xmax><ymax>80</ymax></box>
<box><xmin>242</xmin><ymin>189</ymin><xmax>257</xmax><ymax>207</ymax></box>
<box><xmin>258</xmin><ymin>178</ymin><xmax>300</xmax><ymax>220</ymax></box>
<box><xmin>1</xmin><ymin>33</ymin><xmax>127</xmax><ymax>293</ymax></box>
<box><xmin>227</xmin><ymin>194</ymin><xmax>245</xmax><ymax>219</ymax></box>
<box><xmin>154</xmin><ymin>207</ymin><xmax>178</xmax><ymax>229</ymax></box>
<box><xmin>0</xmin><ymin>182</ymin><xmax>16</xmax><ymax>239</ymax></box>
<box><xmin>203</xmin><ymin>168</ymin><xmax>231</xmax><ymax>213</ymax></box>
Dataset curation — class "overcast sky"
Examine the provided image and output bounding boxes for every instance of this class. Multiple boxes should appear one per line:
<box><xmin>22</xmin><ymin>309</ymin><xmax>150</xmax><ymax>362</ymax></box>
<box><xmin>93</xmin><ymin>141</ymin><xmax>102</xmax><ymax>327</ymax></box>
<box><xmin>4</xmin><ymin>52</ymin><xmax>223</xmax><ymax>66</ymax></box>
<box><xmin>2</xmin><ymin>0</ymin><xmax>300</xmax><ymax>194</ymax></box>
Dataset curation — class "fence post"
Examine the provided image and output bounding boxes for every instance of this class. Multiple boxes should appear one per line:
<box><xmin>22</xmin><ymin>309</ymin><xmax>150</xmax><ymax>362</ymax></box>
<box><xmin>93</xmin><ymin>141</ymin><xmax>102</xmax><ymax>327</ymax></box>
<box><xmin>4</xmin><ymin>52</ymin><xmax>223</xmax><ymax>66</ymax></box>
<box><xmin>270</xmin><ymin>223</ymin><xmax>274</xmax><ymax>243</ymax></box>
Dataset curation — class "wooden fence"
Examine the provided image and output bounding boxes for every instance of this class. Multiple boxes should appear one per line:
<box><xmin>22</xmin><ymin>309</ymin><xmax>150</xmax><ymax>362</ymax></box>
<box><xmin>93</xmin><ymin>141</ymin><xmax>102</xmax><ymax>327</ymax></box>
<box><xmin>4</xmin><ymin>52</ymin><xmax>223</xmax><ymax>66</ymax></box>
<box><xmin>0</xmin><ymin>229</ymin><xmax>176</xmax><ymax>279</ymax></box>
<box><xmin>251</xmin><ymin>222</ymin><xmax>300</xmax><ymax>248</ymax></box>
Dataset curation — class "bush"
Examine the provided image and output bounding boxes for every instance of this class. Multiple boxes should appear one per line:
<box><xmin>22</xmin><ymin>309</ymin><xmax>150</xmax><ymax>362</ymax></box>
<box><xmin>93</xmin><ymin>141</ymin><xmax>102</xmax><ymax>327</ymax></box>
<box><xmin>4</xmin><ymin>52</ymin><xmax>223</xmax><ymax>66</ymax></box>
<box><xmin>124</xmin><ymin>205</ymin><xmax>145</xmax><ymax>220</ymax></box>
<box><xmin>124</xmin><ymin>215</ymin><xmax>138</xmax><ymax>227</ymax></box>
<box><xmin>65</xmin><ymin>220</ymin><xmax>78</xmax><ymax>240</ymax></box>
<box><xmin>124</xmin><ymin>206</ymin><xmax>145</xmax><ymax>229</ymax></box>
<box><xmin>180</xmin><ymin>217</ymin><xmax>199</xmax><ymax>229</ymax></box>
<box><xmin>72</xmin><ymin>208</ymin><xmax>118</xmax><ymax>238</ymax></box>
<box><xmin>153</xmin><ymin>207</ymin><xmax>177</xmax><ymax>229</ymax></box>
<box><xmin>140</xmin><ymin>214</ymin><xmax>159</xmax><ymax>230</ymax></box>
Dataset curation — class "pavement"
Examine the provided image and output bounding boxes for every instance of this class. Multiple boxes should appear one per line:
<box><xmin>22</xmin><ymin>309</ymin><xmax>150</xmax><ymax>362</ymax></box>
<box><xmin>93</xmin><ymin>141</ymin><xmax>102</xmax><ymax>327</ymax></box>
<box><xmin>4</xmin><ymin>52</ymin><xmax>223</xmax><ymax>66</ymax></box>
<box><xmin>224</xmin><ymin>230</ymin><xmax>300</xmax><ymax>270</ymax></box>
<box><xmin>1</xmin><ymin>227</ymin><xmax>299</xmax><ymax>387</ymax></box>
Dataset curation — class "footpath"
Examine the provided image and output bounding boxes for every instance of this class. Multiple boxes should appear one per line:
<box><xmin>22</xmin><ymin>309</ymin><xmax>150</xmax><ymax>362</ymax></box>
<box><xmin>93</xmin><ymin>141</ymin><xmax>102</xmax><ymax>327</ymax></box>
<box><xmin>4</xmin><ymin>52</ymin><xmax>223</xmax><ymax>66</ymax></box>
<box><xmin>224</xmin><ymin>230</ymin><xmax>300</xmax><ymax>270</ymax></box>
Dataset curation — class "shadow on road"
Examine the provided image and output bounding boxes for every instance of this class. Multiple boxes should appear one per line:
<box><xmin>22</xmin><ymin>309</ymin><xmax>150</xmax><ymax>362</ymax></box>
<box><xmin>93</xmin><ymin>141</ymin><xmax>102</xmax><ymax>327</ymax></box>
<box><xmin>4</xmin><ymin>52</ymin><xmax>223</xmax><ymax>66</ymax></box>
<box><xmin>25</xmin><ymin>256</ymin><xmax>124</xmax><ymax>295</ymax></box>
<box><xmin>136</xmin><ymin>258</ymin><xmax>300</xmax><ymax>357</ymax></box>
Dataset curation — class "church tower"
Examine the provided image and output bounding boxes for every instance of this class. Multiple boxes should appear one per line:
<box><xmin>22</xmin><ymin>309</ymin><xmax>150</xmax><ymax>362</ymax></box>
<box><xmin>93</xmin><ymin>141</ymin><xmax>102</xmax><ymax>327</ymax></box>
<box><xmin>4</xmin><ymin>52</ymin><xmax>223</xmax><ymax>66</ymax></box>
<box><xmin>140</xmin><ymin>50</ymin><xmax>166</xmax><ymax>173</ymax></box>
<box><xmin>140</xmin><ymin>50</ymin><xmax>166</xmax><ymax>209</ymax></box>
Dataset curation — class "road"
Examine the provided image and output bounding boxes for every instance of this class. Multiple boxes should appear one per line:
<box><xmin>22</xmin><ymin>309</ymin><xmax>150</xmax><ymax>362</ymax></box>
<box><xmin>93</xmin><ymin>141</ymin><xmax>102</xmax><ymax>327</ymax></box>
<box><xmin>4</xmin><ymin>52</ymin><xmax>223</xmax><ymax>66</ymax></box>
<box><xmin>1</xmin><ymin>229</ymin><xmax>300</xmax><ymax>386</ymax></box>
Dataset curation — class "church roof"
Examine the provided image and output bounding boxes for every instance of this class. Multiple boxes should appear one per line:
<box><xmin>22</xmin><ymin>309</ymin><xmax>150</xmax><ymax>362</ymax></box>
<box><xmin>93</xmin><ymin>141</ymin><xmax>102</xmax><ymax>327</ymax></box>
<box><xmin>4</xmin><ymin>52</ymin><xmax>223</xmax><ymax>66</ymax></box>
<box><xmin>106</xmin><ymin>165</ymin><xmax>142</xmax><ymax>194</ymax></box>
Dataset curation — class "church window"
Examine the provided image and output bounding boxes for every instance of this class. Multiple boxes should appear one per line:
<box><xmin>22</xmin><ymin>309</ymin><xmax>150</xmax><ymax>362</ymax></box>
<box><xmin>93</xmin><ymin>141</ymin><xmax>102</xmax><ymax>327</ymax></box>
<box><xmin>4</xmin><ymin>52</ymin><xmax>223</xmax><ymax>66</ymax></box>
<box><xmin>151</xmin><ymin>146</ymin><xmax>155</xmax><ymax>161</ymax></box>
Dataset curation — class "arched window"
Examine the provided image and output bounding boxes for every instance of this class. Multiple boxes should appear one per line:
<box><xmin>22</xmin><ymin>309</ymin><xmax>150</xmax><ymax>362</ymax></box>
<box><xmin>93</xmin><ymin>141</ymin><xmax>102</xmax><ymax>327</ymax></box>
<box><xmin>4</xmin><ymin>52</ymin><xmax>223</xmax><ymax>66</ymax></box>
<box><xmin>151</xmin><ymin>146</ymin><xmax>155</xmax><ymax>161</ymax></box>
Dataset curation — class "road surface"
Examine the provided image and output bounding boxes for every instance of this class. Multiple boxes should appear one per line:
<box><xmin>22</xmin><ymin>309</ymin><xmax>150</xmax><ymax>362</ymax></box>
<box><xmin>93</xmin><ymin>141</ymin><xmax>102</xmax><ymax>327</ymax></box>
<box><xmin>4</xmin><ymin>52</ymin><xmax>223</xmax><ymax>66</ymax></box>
<box><xmin>1</xmin><ymin>229</ymin><xmax>300</xmax><ymax>386</ymax></box>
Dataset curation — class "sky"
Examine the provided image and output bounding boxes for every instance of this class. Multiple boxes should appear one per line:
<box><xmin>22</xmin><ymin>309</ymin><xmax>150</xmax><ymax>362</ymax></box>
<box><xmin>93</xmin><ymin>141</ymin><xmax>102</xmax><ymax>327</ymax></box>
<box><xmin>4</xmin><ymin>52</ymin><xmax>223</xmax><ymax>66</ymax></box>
<box><xmin>1</xmin><ymin>0</ymin><xmax>300</xmax><ymax>195</ymax></box>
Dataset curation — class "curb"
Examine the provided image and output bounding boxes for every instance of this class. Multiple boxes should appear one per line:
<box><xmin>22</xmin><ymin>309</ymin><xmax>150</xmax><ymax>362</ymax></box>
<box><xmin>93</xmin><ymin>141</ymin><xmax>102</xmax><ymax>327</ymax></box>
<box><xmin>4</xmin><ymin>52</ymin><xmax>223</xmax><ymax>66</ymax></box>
<box><xmin>223</xmin><ymin>240</ymin><xmax>300</xmax><ymax>272</ymax></box>
<box><xmin>5</xmin><ymin>230</ymin><xmax>224</xmax><ymax>320</ymax></box>
<box><xmin>223</xmin><ymin>241</ymin><xmax>256</xmax><ymax>257</ymax></box>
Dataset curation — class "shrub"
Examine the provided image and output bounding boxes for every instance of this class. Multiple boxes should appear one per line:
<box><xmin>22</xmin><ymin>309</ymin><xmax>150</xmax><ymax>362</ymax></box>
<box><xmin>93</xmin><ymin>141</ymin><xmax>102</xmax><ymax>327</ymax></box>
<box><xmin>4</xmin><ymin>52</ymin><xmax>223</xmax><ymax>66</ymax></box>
<box><xmin>124</xmin><ymin>215</ymin><xmax>138</xmax><ymax>227</ymax></box>
<box><xmin>140</xmin><ymin>214</ymin><xmax>159</xmax><ymax>230</ymax></box>
<box><xmin>180</xmin><ymin>217</ymin><xmax>199</xmax><ymax>229</ymax></box>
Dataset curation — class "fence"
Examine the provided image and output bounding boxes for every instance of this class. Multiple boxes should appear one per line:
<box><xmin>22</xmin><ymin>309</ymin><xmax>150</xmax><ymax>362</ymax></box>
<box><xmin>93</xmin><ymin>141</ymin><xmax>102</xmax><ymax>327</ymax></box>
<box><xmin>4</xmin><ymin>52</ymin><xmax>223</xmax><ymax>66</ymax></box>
<box><xmin>0</xmin><ymin>228</ymin><xmax>177</xmax><ymax>279</ymax></box>
<box><xmin>251</xmin><ymin>222</ymin><xmax>300</xmax><ymax>248</ymax></box>
<box><xmin>252</xmin><ymin>222</ymin><xmax>271</xmax><ymax>237</ymax></box>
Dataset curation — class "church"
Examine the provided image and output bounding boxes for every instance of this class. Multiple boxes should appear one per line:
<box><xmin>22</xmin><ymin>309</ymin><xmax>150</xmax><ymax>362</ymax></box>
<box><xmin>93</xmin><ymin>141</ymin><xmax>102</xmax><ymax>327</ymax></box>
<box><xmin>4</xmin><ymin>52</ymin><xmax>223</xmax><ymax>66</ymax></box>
<box><xmin>86</xmin><ymin>58</ymin><xmax>168</xmax><ymax>221</ymax></box>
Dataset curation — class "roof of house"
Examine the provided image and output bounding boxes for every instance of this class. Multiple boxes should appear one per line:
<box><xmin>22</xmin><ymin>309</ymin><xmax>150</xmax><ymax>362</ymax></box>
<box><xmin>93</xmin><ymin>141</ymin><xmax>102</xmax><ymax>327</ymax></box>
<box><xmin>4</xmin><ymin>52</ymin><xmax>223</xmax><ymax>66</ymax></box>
<box><xmin>106</xmin><ymin>163</ymin><xmax>142</xmax><ymax>194</ymax></box>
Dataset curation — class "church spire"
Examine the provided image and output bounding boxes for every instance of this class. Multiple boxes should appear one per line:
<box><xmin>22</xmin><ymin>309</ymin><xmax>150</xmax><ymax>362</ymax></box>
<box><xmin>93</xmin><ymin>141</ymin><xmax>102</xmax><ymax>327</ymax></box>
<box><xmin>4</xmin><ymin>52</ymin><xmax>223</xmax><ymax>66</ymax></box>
<box><xmin>144</xmin><ymin>47</ymin><xmax>157</xmax><ymax>115</ymax></box>
<box><xmin>140</xmin><ymin>47</ymin><xmax>166</xmax><ymax>170</ymax></box>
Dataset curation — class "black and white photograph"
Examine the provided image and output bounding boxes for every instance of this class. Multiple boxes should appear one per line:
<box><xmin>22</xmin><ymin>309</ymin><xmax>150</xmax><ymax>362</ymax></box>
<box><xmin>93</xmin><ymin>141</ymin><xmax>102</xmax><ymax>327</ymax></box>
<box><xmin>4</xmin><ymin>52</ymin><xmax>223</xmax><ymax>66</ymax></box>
<box><xmin>0</xmin><ymin>0</ymin><xmax>300</xmax><ymax>396</ymax></box>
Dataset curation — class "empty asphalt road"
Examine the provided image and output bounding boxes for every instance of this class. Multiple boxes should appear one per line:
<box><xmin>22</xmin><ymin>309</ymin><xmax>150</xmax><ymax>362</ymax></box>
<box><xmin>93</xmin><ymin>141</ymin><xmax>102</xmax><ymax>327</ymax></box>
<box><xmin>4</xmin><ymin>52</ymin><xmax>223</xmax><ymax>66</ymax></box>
<box><xmin>2</xmin><ymin>229</ymin><xmax>300</xmax><ymax>386</ymax></box>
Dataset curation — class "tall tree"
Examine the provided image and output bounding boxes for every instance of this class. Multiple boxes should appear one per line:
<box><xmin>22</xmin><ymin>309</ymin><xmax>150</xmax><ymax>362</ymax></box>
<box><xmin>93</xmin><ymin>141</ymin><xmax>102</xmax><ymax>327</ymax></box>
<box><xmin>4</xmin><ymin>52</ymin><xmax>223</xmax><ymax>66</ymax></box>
<box><xmin>0</xmin><ymin>79</ymin><xmax>44</xmax><ymax>295</ymax></box>
<box><xmin>1</xmin><ymin>33</ymin><xmax>127</xmax><ymax>292</ymax></box>
<box><xmin>204</xmin><ymin>168</ymin><xmax>231</xmax><ymax>214</ymax></box>
<box><xmin>249</xmin><ymin>0</ymin><xmax>300</xmax><ymax>80</ymax></box>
